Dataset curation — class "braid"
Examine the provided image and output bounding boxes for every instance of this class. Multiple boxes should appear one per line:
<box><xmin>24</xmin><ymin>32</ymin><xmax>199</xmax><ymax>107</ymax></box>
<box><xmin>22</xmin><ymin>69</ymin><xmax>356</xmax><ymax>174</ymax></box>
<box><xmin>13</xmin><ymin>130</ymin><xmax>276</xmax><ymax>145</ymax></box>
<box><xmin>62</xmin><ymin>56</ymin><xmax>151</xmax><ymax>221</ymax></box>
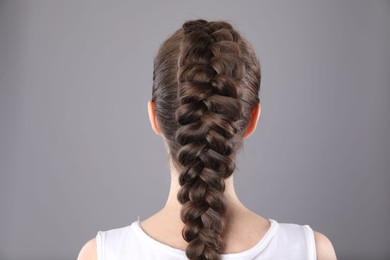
<box><xmin>152</xmin><ymin>19</ymin><xmax>260</xmax><ymax>260</ymax></box>
<box><xmin>175</xmin><ymin>20</ymin><xmax>244</xmax><ymax>260</ymax></box>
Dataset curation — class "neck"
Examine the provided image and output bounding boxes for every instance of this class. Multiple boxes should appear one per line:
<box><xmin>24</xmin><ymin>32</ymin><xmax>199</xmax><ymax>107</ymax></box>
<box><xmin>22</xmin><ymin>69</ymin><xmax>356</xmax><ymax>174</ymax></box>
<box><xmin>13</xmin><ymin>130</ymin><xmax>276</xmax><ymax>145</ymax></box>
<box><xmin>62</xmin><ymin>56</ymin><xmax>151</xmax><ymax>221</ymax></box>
<box><xmin>140</xmin><ymin>161</ymin><xmax>270</xmax><ymax>254</ymax></box>
<box><xmin>163</xmin><ymin>163</ymin><xmax>246</xmax><ymax>216</ymax></box>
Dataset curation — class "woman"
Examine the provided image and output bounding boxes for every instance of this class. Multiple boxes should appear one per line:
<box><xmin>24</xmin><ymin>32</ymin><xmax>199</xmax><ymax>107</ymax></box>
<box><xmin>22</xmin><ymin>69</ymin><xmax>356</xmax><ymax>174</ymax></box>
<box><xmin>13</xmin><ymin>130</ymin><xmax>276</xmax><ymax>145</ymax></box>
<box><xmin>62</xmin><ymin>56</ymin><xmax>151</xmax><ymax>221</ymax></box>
<box><xmin>78</xmin><ymin>19</ymin><xmax>336</xmax><ymax>260</ymax></box>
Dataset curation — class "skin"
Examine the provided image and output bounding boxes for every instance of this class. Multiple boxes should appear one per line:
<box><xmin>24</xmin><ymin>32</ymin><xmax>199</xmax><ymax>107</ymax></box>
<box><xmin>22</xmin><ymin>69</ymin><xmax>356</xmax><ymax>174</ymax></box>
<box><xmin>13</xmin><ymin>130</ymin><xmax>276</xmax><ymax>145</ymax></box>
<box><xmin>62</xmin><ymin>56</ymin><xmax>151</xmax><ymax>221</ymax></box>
<box><xmin>78</xmin><ymin>101</ymin><xmax>337</xmax><ymax>260</ymax></box>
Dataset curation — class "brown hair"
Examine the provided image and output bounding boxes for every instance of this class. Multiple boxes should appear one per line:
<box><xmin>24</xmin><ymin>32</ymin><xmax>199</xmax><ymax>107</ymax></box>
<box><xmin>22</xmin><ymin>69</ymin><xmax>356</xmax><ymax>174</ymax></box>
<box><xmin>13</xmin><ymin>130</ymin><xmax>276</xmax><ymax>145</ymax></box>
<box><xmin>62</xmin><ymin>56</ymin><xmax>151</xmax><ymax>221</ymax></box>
<box><xmin>152</xmin><ymin>19</ymin><xmax>260</xmax><ymax>260</ymax></box>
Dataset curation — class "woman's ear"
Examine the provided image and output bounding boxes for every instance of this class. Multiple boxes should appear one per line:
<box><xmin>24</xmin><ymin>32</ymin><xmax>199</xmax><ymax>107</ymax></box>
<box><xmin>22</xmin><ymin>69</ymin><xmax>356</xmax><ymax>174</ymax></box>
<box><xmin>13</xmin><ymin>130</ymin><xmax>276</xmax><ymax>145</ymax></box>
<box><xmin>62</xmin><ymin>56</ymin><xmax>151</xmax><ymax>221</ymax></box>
<box><xmin>244</xmin><ymin>103</ymin><xmax>261</xmax><ymax>138</ymax></box>
<box><xmin>147</xmin><ymin>100</ymin><xmax>162</xmax><ymax>135</ymax></box>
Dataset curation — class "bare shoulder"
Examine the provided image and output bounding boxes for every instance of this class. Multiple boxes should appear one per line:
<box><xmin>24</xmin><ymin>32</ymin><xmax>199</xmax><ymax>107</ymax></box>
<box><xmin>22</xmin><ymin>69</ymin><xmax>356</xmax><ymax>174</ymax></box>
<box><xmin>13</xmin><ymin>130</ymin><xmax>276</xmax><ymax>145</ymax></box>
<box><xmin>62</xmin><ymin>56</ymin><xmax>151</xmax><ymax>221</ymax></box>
<box><xmin>314</xmin><ymin>231</ymin><xmax>337</xmax><ymax>260</ymax></box>
<box><xmin>77</xmin><ymin>238</ymin><xmax>98</xmax><ymax>260</ymax></box>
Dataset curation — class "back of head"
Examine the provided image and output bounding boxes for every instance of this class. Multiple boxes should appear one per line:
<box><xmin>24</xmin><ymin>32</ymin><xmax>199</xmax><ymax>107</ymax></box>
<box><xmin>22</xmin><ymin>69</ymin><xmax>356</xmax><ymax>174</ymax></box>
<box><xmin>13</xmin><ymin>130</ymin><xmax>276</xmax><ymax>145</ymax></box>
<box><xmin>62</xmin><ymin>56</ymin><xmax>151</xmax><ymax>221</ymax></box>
<box><xmin>152</xmin><ymin>19</ymin><xmax>260</xmax><ymax>260</ymax></box>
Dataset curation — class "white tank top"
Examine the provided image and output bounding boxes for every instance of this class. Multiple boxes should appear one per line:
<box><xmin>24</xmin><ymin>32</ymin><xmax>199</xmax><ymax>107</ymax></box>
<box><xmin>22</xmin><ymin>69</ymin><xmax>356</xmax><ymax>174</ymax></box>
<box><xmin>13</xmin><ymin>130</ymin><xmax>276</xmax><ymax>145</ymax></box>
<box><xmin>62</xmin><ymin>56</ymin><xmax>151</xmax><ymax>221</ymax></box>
<box><xmin>96</xmin><ymin>219</ymin><xmax>316</xmax><ymax>260</ymax></box>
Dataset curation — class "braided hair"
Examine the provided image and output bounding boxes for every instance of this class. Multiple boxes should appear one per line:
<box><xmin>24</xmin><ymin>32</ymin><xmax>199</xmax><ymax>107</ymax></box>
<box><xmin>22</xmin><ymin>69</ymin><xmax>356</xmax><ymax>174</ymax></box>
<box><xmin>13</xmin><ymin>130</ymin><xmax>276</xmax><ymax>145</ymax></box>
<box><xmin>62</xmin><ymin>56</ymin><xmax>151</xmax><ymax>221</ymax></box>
<box><xmin>152</xmin><ymin>19</ymin><xmax>260</xmax><ymax>260</ymax></box>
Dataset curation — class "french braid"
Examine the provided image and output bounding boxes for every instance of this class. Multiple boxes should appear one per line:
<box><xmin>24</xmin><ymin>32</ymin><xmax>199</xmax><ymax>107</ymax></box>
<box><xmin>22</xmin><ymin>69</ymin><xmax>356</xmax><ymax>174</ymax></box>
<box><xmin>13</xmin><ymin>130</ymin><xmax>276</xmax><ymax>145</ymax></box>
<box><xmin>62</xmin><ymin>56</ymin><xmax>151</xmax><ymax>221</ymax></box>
<box><xmin>152</xmin><ymin>19</ymin><xmax>261</xmax><ymax>260</ymax></box>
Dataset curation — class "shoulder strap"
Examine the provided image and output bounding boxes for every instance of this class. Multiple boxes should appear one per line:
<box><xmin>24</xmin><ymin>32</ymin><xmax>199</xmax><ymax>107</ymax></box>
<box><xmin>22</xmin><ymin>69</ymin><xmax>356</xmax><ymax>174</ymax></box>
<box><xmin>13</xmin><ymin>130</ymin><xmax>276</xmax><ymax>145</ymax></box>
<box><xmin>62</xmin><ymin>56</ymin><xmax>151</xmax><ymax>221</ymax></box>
<box><xmin>303</xmin><ymin>225</ymin><xmax>317</xmax><ymax>260</ymax></box>
<box><xmin>96</xmin><ymin>231</ymin><xmax>105</xmax><ymax>260</ymax></box>
<box><xmin>273</xmin><ymin>222</ymin><xmax>317</xmax><ymax>260</ymax></box>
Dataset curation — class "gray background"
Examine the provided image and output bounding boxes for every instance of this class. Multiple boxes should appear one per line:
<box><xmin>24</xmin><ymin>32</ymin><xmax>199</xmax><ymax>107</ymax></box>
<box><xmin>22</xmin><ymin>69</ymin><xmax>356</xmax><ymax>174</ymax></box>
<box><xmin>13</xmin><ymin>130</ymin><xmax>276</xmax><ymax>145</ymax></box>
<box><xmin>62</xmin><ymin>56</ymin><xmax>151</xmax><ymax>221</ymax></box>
<box><xmin>1</xmin><ymin>1</ymin><xmax>389</xmax><ymax>259</ymax></box>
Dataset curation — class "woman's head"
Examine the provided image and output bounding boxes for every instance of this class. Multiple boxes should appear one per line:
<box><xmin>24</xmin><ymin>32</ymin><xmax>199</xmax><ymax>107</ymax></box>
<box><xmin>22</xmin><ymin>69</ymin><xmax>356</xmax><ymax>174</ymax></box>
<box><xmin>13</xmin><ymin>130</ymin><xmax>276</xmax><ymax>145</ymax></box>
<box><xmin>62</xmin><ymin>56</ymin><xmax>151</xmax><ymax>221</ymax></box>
<box><xmin>150</xmin><ymin>19</ymin><xmax>261</xmax><ymax>260</ymax></box>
